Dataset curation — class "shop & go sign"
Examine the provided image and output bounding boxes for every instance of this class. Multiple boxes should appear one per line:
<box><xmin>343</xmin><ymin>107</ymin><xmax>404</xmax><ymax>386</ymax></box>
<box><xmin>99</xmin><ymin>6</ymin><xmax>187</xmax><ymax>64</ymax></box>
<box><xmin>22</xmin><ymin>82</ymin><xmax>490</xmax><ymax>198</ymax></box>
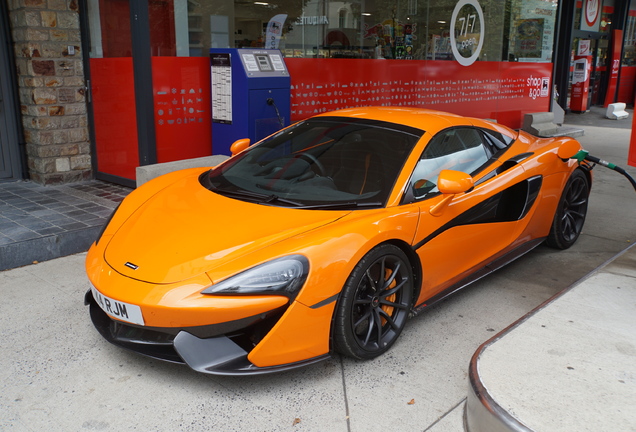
<box><xmin>527</xmin><ymin>75</ymin><xmax>550</xmax><ymax>100</ymax></box>
<box><xmin>450</xmin><ymin>0</ymin><xmax>484</xmax><ymax>66</ymax></box>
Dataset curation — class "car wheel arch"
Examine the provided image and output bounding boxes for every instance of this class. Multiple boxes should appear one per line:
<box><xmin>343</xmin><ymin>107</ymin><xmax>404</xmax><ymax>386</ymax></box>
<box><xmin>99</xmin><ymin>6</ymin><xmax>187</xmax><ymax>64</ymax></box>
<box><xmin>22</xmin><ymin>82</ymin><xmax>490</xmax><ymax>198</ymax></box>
<box><xmin>327</xmin><ymin>238</ymin><xmax>422</xmax><ymax>353</ymax></box>
<box><xmin>385</xmin><ymin>239</ymin><xmax>423</xmax><ymax>303</ymax></box>
<box><xmin>545</xmin><ymin>167</ymin><xmax>590</xmax><ymax>250</ymax></box>
<box><xmin>578</xmin><ymin>166</ymin><xmax>593</xmax><ymax>194</ymax></box>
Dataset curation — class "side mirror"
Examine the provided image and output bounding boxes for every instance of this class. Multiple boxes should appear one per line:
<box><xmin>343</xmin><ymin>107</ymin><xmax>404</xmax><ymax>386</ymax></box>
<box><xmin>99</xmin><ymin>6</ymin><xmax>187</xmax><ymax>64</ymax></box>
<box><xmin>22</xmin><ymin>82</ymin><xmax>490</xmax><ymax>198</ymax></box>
<box><xmin>429</xmin><ymin>170</ymin><xmax>474</xmax><ymax>217</ymax></box>
<box><xmin>230</xmin><ymin>138</ymin><xmax>250</xmax><ymax>156</ymax></box>
<box><xmin>437</xmin><ymin>170</ymin><xmax>474</xmax><ymax>194</ymax></box>
<box><xmin>557</xmin><ymin>140</ymin><xmax>581</xmax><ymax>160</ymax></box>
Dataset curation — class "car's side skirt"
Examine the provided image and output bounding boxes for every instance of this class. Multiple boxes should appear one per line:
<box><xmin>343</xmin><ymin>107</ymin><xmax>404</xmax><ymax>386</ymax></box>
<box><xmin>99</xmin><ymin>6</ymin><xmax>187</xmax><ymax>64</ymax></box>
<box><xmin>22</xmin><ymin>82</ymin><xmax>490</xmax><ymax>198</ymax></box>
<box><xmin>410</xmin><ymin>237</ymin><xmax>545</xmax><ymax>316</ymax></box>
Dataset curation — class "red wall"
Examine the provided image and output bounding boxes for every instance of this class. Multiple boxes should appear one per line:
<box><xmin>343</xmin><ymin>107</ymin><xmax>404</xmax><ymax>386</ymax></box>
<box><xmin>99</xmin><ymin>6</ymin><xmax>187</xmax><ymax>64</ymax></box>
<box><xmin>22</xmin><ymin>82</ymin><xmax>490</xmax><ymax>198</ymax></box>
<box><xmin>152</xmin><ymin>57</ymin><xmax>212</xmax><ymax>163</ymax></box>
<box><xmin>285</xmin><ymin>59</ymin><xmax>553</xmax><ymax>129</ymax></box>
<box><xmin>90</xmin><ymin>58</ymin><xmax>139</xmax><ymax>180</ymax></box>
<box><xmin>91</xmin><ymin>57</ymin><xmax>212</xmax><ymax>181</ymax></box>
<box><xmin>618</xmin><ymin>67</ymin><xmax>636</xmax><ymax>105</ymax></box>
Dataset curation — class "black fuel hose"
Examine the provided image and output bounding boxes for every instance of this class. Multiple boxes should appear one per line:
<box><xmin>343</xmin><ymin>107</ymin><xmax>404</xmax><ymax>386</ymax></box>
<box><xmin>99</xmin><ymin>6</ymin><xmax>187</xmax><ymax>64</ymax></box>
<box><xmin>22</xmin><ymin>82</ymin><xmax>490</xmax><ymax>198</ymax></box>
<box><xmin>584</xmin><ymin>154</ymin><xmax>636</xmax><ymax>192</ymax></box>
<box><xmin>266</xmin><ymin>98</ymin><xmax>285</xmax><ymax>128</ymax></box>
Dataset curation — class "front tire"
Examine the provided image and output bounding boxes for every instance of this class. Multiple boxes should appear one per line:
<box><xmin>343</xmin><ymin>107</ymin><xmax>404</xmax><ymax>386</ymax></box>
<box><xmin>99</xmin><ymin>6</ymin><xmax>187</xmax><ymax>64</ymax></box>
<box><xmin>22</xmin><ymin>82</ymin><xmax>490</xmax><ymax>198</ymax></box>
<box><xmin>332</xmin><ymin>244</ymin><xmax>414</xmax><ymax>360</ymax></box>
<box><xmin>546</xmin><ymin>169</ymin><xmax>589</xmax><ymax>250</ymax></box>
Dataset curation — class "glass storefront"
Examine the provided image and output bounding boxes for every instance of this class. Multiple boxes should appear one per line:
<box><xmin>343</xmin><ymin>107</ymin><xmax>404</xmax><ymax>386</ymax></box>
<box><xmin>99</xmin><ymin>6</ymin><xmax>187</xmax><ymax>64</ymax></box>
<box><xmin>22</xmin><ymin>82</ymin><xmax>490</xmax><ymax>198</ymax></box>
<box><xmin>567</xmin><ymin>0</ymin><xmax>636</xmax><ymax>110</ymax></box>
<box><xmin>617</xmin><ymin>1</ymin><xmax>636</xmax><ymax>104</ymax></box>
<box><xmin>49</xmin><ymin>0</ymin><xmax>634</xmax><ymax>186</ymax></box>
<box><xmin>84</xmin><ymin>0</ymin><xmax>566</xmax><ymax>183</ymax></box>
<box><xmin>623</xmin><ymin>2</ymin><xmax>636</xmax><ymax>66</ymax></box>
<box><xmin>152</xmin><ymin>0</ymin><xmax>559</xmax><ymax>64</ymax></box>
<box><xmin>168</xmin><ymin>0</ymin><xmax>558</xmax><ymax>124</ymax></box>
<box><xmin>86</xmin><ymin>0</ymin><xmax>214</xmax><ymax>183</ymax></box>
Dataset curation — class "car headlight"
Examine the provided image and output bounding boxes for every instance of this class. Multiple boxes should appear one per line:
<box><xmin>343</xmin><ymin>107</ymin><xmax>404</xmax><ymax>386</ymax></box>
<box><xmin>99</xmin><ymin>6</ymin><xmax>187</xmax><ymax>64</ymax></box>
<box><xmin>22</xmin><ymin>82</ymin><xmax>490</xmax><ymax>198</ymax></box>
<box><xmin>201</xmin><ymin>255</ymin><xmax>309</xmax><ymax>298</ymax></box>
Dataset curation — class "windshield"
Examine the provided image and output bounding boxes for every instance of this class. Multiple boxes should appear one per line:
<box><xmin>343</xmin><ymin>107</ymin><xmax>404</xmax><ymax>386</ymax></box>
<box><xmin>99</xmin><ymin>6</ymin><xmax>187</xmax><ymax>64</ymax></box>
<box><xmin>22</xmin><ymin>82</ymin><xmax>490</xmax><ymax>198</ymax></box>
<box><xmin>202</xmin><ymin>117</ymin><xmax>423</xmax><ymax>209</ymax></box>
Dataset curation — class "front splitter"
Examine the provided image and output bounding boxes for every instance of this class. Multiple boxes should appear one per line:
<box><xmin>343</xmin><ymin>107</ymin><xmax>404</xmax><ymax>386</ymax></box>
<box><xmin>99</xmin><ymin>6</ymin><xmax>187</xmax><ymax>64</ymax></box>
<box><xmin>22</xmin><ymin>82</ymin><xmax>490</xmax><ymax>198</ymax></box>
<box><xmin>86</xmin><ymin>289</ymin><xmax>330</xmax><ymax>375</ymax></box>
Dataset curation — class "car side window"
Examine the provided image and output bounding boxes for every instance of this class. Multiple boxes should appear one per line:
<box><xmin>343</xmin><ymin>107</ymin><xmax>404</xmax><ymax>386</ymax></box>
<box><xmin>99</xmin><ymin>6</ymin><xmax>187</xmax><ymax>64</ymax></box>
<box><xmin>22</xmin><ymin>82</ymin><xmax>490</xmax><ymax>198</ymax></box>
<box><xmin>481</xmin><ymin>129</ymin><xmax>513</xmax><ymax>153</ymax></box>
<box><xmin>410</xmin><ymin>127</ymin><xmax>491</xmax><ymax>199</ymax></box>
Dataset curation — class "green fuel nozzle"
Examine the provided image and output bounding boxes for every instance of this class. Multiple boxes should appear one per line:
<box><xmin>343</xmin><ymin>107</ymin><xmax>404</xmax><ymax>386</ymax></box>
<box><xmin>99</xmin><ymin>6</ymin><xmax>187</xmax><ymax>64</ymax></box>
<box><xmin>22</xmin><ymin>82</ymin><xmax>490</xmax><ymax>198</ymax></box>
<box><xmin>572</xmin><ymin>150</ymin><xmax>636</xmax><ymax>191</ymax></box>
<box><xmin>571</xmin><ymin>150</ymin><xmax>589</xmax><ymax>164</ymax></box>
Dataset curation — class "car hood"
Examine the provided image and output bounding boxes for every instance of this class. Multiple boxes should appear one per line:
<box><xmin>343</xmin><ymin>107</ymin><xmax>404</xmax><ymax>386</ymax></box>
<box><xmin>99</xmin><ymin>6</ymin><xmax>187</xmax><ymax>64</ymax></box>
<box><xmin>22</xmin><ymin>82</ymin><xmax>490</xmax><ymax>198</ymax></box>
<box><xmin>104</xmin><ymin>175</ymin><xmax>348</xmax><ymax>284</ymax></box>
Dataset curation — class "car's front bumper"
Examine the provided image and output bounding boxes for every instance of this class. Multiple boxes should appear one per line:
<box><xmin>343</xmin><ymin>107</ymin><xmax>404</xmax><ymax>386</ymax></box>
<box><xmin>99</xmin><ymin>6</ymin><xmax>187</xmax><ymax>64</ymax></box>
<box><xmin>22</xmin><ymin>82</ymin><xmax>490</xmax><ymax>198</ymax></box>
<box><xmin>85</xmin><ymin>290</ymin><xmax>329</xmax><ymax>375</ymax></box>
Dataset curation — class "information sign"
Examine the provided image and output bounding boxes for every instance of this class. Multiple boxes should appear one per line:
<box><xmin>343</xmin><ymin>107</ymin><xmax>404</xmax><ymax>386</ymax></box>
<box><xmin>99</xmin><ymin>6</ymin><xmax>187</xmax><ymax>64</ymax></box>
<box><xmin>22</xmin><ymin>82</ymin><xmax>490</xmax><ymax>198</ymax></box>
<box><xmin>211</xmin><ymin>53</ymin><xmax>233</xmax><ymax>124</ymax></box>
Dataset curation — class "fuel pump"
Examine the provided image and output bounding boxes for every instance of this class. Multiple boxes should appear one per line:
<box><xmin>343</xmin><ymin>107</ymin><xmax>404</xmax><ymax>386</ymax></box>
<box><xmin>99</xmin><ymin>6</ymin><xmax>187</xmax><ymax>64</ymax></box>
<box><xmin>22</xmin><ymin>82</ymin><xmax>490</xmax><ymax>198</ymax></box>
<box><xmin>210</xmin><ymin>48</ymin><xmax>291</xmax><ymax>155</ymax></box>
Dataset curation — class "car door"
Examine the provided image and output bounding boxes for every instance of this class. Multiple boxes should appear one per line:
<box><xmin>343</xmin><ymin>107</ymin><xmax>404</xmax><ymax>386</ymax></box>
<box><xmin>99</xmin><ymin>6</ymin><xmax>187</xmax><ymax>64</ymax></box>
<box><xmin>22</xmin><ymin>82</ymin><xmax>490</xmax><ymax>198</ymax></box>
<box><xmin>407</xmin><ymin>126</ymin><xmax>537</xmax><ymax>304</ymax></box>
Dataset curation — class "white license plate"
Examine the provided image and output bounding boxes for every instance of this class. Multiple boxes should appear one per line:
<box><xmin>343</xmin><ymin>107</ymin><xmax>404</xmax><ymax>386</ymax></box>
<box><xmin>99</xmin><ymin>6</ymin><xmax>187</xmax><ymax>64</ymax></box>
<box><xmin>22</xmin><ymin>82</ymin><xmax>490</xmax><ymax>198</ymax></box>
<box><xmin>91</xmin><ymin>287</ymin><xmax>145</xmax><ymax>326</ymax></box>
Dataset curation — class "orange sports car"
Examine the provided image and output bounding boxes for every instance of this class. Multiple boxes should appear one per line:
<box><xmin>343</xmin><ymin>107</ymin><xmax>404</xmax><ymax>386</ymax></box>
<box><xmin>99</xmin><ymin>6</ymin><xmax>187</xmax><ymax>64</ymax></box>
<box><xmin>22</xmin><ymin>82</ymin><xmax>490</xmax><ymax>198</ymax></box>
<box><xmin>85</xmin><ymin>107</ymin><xmax>591</xmax><ymax>375</ymax></box>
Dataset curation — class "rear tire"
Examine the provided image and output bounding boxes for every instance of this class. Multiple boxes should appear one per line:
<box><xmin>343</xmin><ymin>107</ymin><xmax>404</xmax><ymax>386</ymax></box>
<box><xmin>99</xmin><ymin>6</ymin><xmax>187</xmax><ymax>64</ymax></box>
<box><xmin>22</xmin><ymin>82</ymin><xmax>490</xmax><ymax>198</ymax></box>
<box><xmin>546</xmin><ymin>169</ymin><xmax>589</xmax><ymax>250</ymax></box>
<box><xmin>332</xmin><ymin>244</ymin><xmax>414</xmax><ymax>360</ymax></box>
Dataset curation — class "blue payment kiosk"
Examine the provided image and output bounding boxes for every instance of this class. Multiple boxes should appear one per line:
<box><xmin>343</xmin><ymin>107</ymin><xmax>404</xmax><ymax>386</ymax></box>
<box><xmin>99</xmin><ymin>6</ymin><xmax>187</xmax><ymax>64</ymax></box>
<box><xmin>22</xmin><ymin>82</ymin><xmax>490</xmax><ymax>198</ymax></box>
<box><xmin>210</xmin><ymin>48</ymin><xmax>291</xmax><ymax>155</ymax></box>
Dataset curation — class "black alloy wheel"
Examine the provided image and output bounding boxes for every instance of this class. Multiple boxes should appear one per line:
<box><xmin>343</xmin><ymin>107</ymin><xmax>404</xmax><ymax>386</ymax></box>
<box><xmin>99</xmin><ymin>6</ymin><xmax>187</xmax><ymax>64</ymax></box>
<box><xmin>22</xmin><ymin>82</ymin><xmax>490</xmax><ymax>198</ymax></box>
<box><xmin>333</xmin><ymin>244</ymin><xmax>414</xmax><ymax>360</ymax></box>
<box><xmin>546</xmin><ymin>169</ymin><xmax>589</xmax><ymax>249</ymax></box>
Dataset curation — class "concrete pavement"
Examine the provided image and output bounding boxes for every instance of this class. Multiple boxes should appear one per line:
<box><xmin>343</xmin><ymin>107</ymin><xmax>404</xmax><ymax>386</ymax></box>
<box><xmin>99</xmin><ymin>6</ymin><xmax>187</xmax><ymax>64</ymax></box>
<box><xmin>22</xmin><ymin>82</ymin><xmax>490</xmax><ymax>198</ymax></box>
<box><xmin>467</xmin><ymin>243</ymin><xmax>636</xmax><ymax>432</ymax></box>
<box><xmin>1</xmin><ymin>110</ymin><xmax>636</xmax><ymax>431</ymax></box>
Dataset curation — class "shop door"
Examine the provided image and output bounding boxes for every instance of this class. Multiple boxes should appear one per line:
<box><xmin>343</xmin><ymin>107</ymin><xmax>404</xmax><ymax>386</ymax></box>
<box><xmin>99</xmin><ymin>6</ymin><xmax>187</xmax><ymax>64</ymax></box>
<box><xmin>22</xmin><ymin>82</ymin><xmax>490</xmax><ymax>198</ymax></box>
<box><xmin>589</xmin><ymin>38</ymin><xmax>609</xmax><ymax>106</ymax></box>
<box><xmin>568</xmin><ymin>36</ymin><xmax>608</xmax><ymax>111</ymax></box>
<box><xmin>0</xmin><ymin>2</ymin><xmax>22</xmax><ymax>181</ymax></box>
<box><xmin>83</xmin><ymin>0</ymin><xmax>212</xmax><ymax>187</ymax></box>
<box><xmin>85</xmin><ymin>0</ymin><xmax>141</xmax><ymax>186</ymax></box>
<box><xmin>0</xmin><ymin>80</ymin><xmax>14</xmax><ymax>180</ymax></box>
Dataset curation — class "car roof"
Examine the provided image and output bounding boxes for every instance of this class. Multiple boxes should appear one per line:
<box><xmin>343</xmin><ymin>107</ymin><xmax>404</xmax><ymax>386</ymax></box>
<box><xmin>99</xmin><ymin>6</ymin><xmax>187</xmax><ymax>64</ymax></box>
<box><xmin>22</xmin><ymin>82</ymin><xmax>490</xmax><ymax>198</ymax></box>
<box><xmin>314</xmin><ymin>106</ymin><xmax>469</xmax><ymax>132</ymax></box>
<box><xmin>315</xmin><ymin>107</ymin><xmax>518</xmax><ymax>142</ymax></box>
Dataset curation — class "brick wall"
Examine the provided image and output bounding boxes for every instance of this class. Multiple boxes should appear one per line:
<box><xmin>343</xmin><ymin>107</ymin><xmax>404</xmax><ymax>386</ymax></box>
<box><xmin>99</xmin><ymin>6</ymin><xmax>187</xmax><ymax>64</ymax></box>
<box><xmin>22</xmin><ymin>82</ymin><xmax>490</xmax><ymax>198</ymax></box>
<box><xmin>7</xmin><ymin>0</ymin><xmax>91</xmax><ymax>184</ymax></box>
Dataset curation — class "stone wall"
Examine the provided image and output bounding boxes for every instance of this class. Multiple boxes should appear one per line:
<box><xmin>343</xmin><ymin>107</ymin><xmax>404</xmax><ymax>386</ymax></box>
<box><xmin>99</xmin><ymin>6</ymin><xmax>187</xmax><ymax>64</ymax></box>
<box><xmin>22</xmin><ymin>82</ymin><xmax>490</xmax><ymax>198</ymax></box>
<box><xmin>7</xmin><ymin>0</ymin><xmax>91</xmax><ymax>184</ymax></box>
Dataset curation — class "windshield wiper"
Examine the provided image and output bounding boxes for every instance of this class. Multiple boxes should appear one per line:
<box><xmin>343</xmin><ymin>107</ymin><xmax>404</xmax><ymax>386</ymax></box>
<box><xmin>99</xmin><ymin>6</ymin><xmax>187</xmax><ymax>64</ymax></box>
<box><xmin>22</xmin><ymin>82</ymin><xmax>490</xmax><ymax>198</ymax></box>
<box><xmin>295</xmin><ymin>201</ymin><xmax>384</xmax><ymax>210</ymax></box>
<box><xmin>211</xmin><ymin>187</ymin><xmax>304</xmax><ymax>207</ymax></box>
<box><xmin>210</xmin><ymin>185</ymin><xmax>382</xmax><ymax>209</ymax></box>
<box><xmin>262</xmin><ymin>195</ymin><xmax>305</xmax><ymax>206</ymax></box>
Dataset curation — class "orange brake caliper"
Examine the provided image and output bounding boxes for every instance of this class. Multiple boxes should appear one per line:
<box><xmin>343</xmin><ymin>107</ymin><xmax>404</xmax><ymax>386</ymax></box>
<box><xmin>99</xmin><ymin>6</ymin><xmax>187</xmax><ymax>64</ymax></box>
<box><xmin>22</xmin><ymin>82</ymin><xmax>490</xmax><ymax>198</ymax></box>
<box><xmin>381</xmin><ymin>268</ymin><xmax>396</xmax><ymax>325</ymax></box>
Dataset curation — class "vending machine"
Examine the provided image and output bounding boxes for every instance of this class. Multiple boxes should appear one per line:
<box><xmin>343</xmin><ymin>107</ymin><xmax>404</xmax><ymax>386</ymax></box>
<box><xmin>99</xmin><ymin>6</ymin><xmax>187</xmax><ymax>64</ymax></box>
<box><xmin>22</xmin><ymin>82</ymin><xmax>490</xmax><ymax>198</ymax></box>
<box><xmin>570</xmin><ymin>56</ymin><xmax>591</xmax><ymax>113</ymax></box>
<box><xmin>210</xmin><ymin>48</ymin><xmax>291</xmax><ymax>155</ymax></box>
<box><xmin>570</xmin><ymin>40</ymin><xmax>592</xmax><ymax>113</ymax></box>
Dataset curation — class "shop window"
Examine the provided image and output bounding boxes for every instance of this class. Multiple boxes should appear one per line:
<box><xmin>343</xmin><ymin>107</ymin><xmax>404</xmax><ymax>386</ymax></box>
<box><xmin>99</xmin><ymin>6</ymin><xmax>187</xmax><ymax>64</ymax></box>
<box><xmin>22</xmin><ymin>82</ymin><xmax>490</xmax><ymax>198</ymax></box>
<box><xmin>210</xmin><ymin>15</ymin><xmax>230</xmax><ymax>50</ymax></box>
<box><xmin>89</xmin><ymin>0</ymin><xmax>133</xmax><ymax>58</ymax></box>
<box><xmin>97</xmin><ymin>0</ymin><xmax>557</xmax><ymax>63</ymax></box>
<box><xmin>88</xmin><ymin>0</ymin><xmax>179</xmax><ymax>57</ymax></box>
<box><xmin>149</xmin><ymin>0</ymin><xmax>177</xmax><ymax>56</ymax></box>
<box><xmin>504</xmin><ymin>0</ymin><xmax>558</xmax><ymax>63</ymax></box>
<box><xmin>623</xmin><ymin>7</ymin><xmax>636</xmax><ymax>66</ymax></box>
